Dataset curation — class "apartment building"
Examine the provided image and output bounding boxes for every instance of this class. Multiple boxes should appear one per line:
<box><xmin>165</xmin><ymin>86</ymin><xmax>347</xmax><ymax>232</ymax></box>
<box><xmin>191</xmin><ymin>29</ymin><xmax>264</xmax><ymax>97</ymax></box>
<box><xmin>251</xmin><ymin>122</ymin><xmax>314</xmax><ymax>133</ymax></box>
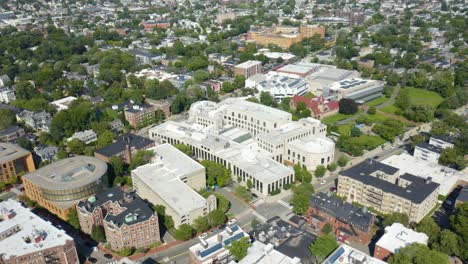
<box><xmin>0</xmin><ymin>125</ymin><xmax>25</xmax><ymax>142</ymax></box>
<box><xmin>132</xmin><ymin>144</ymin><xmax>217</xmax><ymax>228</ymax></box>
<box><xmin>189</xmin><ymin>224</ymin><xmax>249</xmax><ymax>264</ymax></box>
<box><xmin>0</xmin><ymin>142</ymin><xmax>35</xmax><ymax>183</ymax></box>
<box><xmin>233</xmin><ymin>60</ymin><xmax>262</xmax><ymax>79</ymax></box>
<box><xmin>0</xmin><ymin>199</ymin><xmax>79</xmax><ymax>264</ymax></box>
<box><xmin>324</xmin><ymin>244</ymin><xmax>386</xmax><ymax>264</ymax></box>
<box><xmin>337</xmin><ymin>159</ymin><xmax>440</xmax><ymax>223</ymax></box>
<box><xmin>413</xmin><ymin>135</ymin><xmax>455</xmax><ymax>163</ymax></box>
<box><xmin>374</xmin><ymin>223</ymin><xmax>428</xmax><ymax>261</ymax></box>
<box><xmin>67</xmin><ymin>129</ymin><xmax>97</xmax><ymax>144</ymax></box>
<box><xmin>23</xmin><ymin>156</ymin><xmax>107</xmax><ymax>220</ymax></box>
<box><xmin>124</xmin><ymin>101</ymin><xmax>170</xmax><ymax>129</ymax></box>
<box><xmin>76</xmin><ymin>187</ymin><xmax>160</xmax><ymax>250</ymax></box>
<box><xmin>94</xmin><ymin>133</ymin><xmax>155</xmax><ymax>164</ymax></box>
<box><xmin>307</xmin><ymin>192</ymin><xmax>375</xmax><ymax>244</ymax></box>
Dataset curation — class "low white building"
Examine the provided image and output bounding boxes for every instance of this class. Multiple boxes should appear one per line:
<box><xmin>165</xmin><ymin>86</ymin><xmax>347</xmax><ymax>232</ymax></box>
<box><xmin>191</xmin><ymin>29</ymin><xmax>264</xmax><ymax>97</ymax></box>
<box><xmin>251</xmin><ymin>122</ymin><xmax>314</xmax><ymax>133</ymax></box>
<box><xmin>381</xmin><ymin>153</ymin><xmax>467</xmax><ymax>196</ymax></box>
<box><xmin>67</xmin><ymin>129</ymin><xmax>97</xmax><ymax>144</ymax></box>
<box><xmin>324</xmin><ymin>244</ymin><xmax>386</xmax><ymax>264</ymax></box>
<box><xmin>246</xmin><ymin>72</ymin><xmax>308</xmax><ymax>101</ymax></box>
<box><xmin>50</xmin><ymin>96</ymin><xmax>77</xmax><ymax>111</ymax></box>
<box><xmin>375</xmin><ymin>223</ymin><xmax>428</xmax><ymax>260</ymax></box>
<box><xmin>0</xmin><ymin>87</ymin><xmax>15</xmax><ymax>103</ymax></box>
<box><xmin>234</xmin><ymin>241</ymin><xmax>301</xmax><ymax>264</ymax></box>
<box><xmin>413</xmin><ymin>135</ymin><xmax>455</xmax><ymax>163</ymax></box>
<box><xmin>324</xmin><ymin>78</ymin><xmax>385</xmax><ymax>103</ymax></box>
<box><xmin>132</xmin><ymin>144</ymin><xmax>217</xmax><ymax>228</ymax></box>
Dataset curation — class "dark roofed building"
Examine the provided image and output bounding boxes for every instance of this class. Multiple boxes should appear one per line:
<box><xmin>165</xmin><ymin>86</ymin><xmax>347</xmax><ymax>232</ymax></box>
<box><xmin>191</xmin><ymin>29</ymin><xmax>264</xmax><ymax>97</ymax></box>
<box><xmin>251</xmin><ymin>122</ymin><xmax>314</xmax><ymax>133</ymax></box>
<box><xmin>76</xmin><ymin>187</ymin><xmax>160</xmax><ymax>251</ymax></box>
<box><xmin>456</xmin><ymin>186</ymin><xmax>468</xmax><ymax>206</ymax></box>
<box><xmin>250</xmin><ymin>217</ymin><xmax>316</xmax><ymax>263</ymax></box>
<box><xmin>94</xmin><ymin>133</ymin><xmax>155</xmax><ymax>164</ymax></box>
<box><xmin>337</xmin><ymin>159</ymin><xmax>440</xmax><ymax>223</ymax></box>
<box><xmin>0</xmin><ymin>125</ymin><xmax>25</xmax><ymax>142</ymax></box>
<box><xmin>307</xmin><ymin>192</ymin><xmax>375</xmax><ymax>244</ymax></box>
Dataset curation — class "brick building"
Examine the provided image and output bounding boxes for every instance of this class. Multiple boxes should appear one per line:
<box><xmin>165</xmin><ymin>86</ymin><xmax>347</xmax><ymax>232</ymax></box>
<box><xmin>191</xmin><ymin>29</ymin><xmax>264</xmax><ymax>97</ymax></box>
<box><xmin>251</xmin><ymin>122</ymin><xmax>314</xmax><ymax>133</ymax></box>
<box><xmin>94</xmin><ymin>133</ymin><xmax>155</xmax><ymax>164</ymax></box>
<box><xmin>0</xmin><ymin>142</ymin><xmax>35</xmax><ymax>183</ymax></box>
<box><xmin>76</xmin><ymin>187</ymin><xmax>160</xmax><ymax>250</ymax></box>
<box><xmin>124</xmin><ymin>101</ymin><xmax>170</xmax><ymax>129</ymax></box>
<box><xmin>249</xmin><ymin>24</ymin><xmax>325</xmax><ymax>49</ymax></box>
<box><xmin>0</xmin><ymin>200</ymin><xmax>79</xmax><ymax>264</ymax></box>
<box><xmin>307</xmin><ymin>192</ymin><xmax>375</xmax><ymax>244</ymax></box>
<box><xmin>233</xmin><ymin>60</ymin><xmax>262</xmax><ymax>79</ymax></box>
<box><xmin>291</xmin><ymin>95</ymin><xmax>339</xmax><ymax>119</ymax></box>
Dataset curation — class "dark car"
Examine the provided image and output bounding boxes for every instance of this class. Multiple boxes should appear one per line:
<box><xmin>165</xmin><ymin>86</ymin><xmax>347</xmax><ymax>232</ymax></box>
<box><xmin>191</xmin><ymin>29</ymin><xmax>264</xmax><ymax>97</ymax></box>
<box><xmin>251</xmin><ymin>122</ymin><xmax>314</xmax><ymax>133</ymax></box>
<box><xmin>329</xmin><ymin>187</ymin><xmax>337</xmax><ymax>192</ymax></box>
<box><xmin>104</xmin><ymin>254</ymin><xmax>113</xmax><ymax>259</ymax></box>
<box><xmin>88</xmin><ymin>258</ymin><xmax>98</xmax><ymax>263</ymax></box>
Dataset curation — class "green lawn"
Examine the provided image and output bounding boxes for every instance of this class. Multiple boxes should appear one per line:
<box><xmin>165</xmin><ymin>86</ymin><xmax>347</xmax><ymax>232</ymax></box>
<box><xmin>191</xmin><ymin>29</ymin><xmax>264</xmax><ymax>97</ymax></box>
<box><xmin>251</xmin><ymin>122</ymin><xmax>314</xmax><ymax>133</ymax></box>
<box><xmin>407</xmin><ymin>87</ymin><xmax>443</xmax><ymax>107</ymax></box>
<box><xmin>352</xmin><ymin>135</ymin><xmax>386</xmax><ymax>149</ymax></box>
<box><xmin>356</xmin><ymin>113</ymin><xmax>389</xmax><ymax>124</ymax></box>
<box><xmin>380</xmin><ymin>104</ymin><xmax>399</xmax><ymax>115</ymax></box>
<box><xmin>337</xmin><ymin>124</ymin><xmax>353</xmax><ymax>136</ymax></box>
<box><xmin>322</xmin><ymin>112</ymin><xmax>356</xmax><ymax>124</ymax></box>
<box><xmin>365</xmin><ymin>96</ymin><xmax>389</xmax><ymax>107</ymax></box>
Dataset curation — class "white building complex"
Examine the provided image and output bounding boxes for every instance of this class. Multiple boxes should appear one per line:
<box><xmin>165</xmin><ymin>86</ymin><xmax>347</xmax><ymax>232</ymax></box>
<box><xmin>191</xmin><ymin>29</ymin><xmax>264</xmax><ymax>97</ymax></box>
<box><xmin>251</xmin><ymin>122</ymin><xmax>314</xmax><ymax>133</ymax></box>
<box><xmin>132</xmin><ymin>144</ymin><xmax>217</xmax><ymax>228</ymax></box>
<box><xmin>246</xmin><ymin>72</ymin><xmax>308</xmax><ymax>101</ymax></box>
<box><xmin>324</xmin><ymin>77</ymin><xmax>385</xmax><ymax>103</ymax></box>
<box><xmin>149</xmin><ymin>98</ymin><xmax>335</xmax><ymax>198</ymax></box>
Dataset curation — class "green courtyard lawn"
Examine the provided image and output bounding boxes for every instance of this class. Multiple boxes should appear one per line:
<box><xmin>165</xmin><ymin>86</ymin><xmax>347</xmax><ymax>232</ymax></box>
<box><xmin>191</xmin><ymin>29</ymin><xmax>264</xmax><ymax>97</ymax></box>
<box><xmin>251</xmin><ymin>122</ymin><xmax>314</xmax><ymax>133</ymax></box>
<box><xmin>380</xmin><ymin>104</ymin><xmax>399</xmax><ymax>115</ymax></box>
<box><xmin>322</xmin><ymin>111</ymin><xmax>359</xmax><ymax>125</ymax></box>
<box><xmin>365</xmin><ymin>96</ymin><xmax>389</xmax><ymax>107</ymax></box>
<box><xmin>406</xmin><ymin>87</ymin><xmax>444</xmax><ymax>107</ymax></box>
<box><xmin>337</xmin><ymin>124</ymin><xmax>353</xmax><ymax>136</ymax></box>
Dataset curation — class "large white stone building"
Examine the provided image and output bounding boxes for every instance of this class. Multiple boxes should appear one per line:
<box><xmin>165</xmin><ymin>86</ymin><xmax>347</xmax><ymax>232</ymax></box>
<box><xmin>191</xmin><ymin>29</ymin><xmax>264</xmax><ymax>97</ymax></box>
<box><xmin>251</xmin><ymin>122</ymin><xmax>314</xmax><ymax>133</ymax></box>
<box><xmin>149</xmin><ymin>98</ymin><xmax>335</xmax><ymax>197</ymax></box>
<box><xmin>132</xmin><ymin>144</ymin><xmax>217</xmax><ymax>228</ymax></box>
<box><xmin>245</xmin><ymin>72</ymin><xmax>308</xmax><ymax>101</ymax></box>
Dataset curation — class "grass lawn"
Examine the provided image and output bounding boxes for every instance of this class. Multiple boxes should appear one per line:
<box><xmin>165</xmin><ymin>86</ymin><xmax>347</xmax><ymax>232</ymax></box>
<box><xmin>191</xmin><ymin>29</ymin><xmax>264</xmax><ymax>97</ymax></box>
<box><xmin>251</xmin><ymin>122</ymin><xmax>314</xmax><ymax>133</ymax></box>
<box><xmin>352</xmin><ymin>135</ymin><xmax>386</xmax><ymax>149</ymax></box>
<box><xmin>322</xmin><ymin>112</ymin><xmax>356</xmax><ymax>124</ymax></box>
<box><xmin>406</xmin><ymin>87</ymin><xmax>443</xmax><ymax>107</ymax></box>
<box><xmin>357</xmin><ymin>113</ymin><xmax>388</xmax><ymax>124</ymax></box>
<box><xmin>380</xmin><ymin>104</ymin><xmax>399</xmax><ymax>115</ymax></box>
<box><xmin>337</xmin><ymin>124</ymin><xmax>352</xmax><ymax>136</ymax></box>
<box><xmin>365</xmin><ymin>96</ymin><xmax>389</xmax><ymax>107</ymax></box>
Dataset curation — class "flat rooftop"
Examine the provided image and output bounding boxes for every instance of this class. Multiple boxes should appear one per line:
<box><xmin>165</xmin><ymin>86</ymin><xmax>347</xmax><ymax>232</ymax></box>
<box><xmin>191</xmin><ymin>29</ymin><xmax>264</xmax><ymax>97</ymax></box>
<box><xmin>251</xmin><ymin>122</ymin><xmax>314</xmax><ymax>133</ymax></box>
<box><xmin>132</xmin><ymin>144</ymin><xmax>207</xmax><ymax>216</ymax></box>
<box><xmin>324</xmin><ymin>244</ymin><xmax>386</xmax><ymax>264</ymax></box>
<box><xmin>234</xmin><ymin>241</ymin><xmax>301</xmax><ymax>264</ymax></box>
<box><xmin>0</xmin><ymin>199</ymin><xmax>74</xmax><ymax>260</ymax></box>
<box><xmin>23</xmin><ymin>156</ymin><xmax>107</xmax><ymax>190</ymax></box>
<box><xmin>221</xmin><ymin>98</ymin><xmax>292</xmax><ymax>123</ymax></box>
<box><xmin>235</xmin><ymin>60</ymin><xmax>261</xmax><ymax>69</ymax></box>
<box><xmin>381</xmin><ymin>153</ymin><xmax>465</xmax><ymax>196</ymax></box>
<box><xmin>376</xmin><ymin>223</ymin><xmax>428</xmax><ymax>254</ymax></box>
<box><xmin>288</xmin><ymin>136</ymin><xmax>335</xmax><ymax>154</ymax></box>
<box><xmin>276</xmin><ymin>64</ymin><xmax>318</xmax><ymax>75</ymax></box>
<box><xmin>0</xmin><ymin>142</ymin><xmax>30</xmax><ymax>164</ymax></box>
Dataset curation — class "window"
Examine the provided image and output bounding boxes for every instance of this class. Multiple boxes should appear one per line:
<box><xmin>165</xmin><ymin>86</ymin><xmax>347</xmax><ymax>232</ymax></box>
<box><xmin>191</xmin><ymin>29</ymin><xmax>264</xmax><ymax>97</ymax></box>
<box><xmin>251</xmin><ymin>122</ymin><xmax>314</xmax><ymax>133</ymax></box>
<box><xmin>321</xmin><ymin>158</ymin><xmax>324</xmax><ymax>164</ymax></box>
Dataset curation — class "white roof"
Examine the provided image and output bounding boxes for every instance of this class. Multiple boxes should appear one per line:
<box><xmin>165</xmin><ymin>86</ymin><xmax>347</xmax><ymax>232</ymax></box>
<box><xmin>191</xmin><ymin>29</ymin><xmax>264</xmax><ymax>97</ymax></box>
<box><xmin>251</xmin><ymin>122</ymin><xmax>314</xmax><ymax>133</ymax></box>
<box><xmin>381</xmin><ymin>153</ymin><xmax>467</xmax><ymax>196</ymax></box>
<box><xmin>132</xmin><ymin>144</ymin><xmax>207</xmax><ymax>215</ymax></box>
<box><xmin>234</xmin><ymin>241</ymin><xmax>301</xmax><ymax>264</ymax></box>
<box><xmin>0</xmin><ymin>199</ymin><xmax>74</xmax><ymax>260</ymax></box>
<box><xmin>50</xmin><ymin>96</ymin><xmax>77</xmax><ymax>110</ymax></box>
<box><xmin>376</xmin><ymin>223</ymin><xmax>428</xmax><ymax>254</ymax></box>
<box><xmin>323</xmin><ymin>244</ymin><xmax>386</xmax><ymax>264</ymax></box>
<box><xmin>288</xmin><ymin>136</ymin><xmax>335</xmax><ymax>154</ymax></box>
<box><xmin>235</xmin><ymin>60</ymin><xmax>261</xmax><ymax>69</ymax></box>
<box><xmin>221</xmin><ymin>98</ymin><xmax>292</xmax><ymax>123</ymax></box>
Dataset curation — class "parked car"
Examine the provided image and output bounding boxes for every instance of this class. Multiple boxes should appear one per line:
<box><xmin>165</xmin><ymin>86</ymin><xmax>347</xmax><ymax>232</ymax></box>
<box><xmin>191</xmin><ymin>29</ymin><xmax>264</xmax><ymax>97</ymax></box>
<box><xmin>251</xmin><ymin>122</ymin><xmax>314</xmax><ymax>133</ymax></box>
<box><xmin>198</xmin><ymin>233</ymin><xmax>208</xmax><ymax>240</ymax></box>
<box><xmin>320</xmin><ymin>180</ymin><xmax>326</xmax><ymax>185</ymax></box>
<box><xmin>228</xmin><ymin>218</ymin><xmax>237</xmax><ymax>225</ymax></box>
<box><xmin>329</xmin><ymin>187</ymin><xmax>337</xmax><ymax>192</ymax></box>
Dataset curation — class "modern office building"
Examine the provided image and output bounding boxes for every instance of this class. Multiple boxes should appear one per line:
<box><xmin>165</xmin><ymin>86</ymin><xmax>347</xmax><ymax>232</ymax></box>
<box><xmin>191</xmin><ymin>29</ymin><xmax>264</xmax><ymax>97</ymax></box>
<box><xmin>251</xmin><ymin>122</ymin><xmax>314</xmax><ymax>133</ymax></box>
<box><xmin>374</xmin><ymin>223</ymin><xmax>428</xmax><ymax>261</ymax></box>
<box><xmin>94</xmin><ymin>133</ymin><xmax>155</xmax><ymax>164</ymax></box>
<box><xmin>337</xmin><ymin>159</ymin><xmax>440</xmax><ymax>223</ymax></box>
<box><xmin>233</xmin><ymin>60</ymin><xmax>262</xmax><ymax>79</ymax></box>
<box><xmin>0</xmin><ymin>142</ymin><xmax>35</xmax><ymax>183</ymax></box>
<box><xmin>324</xmin><ymin>78</ymin><xmax>385</xmax><ymax>103</ymax></box>
<box><xmin>189</xmin><ymin>224</ymin><xmax>249</xmax><ymax>264</ymax></box>
<box><xmin>132</xmin><ymin>144</ymin><xmax>217</xmax><ymax>228</ymax></box>
<box><xmin>76</xmin><ymin>187</ymin><xmax>160</xmax><ymax>250</ymax></box>
<box><xmin>23</xmin><ymin>156</ymin><xmax>107</xmax><ymax>220</ymax></box>
<box><xmin>245</xmin><ymin>72</ymin><xmax>308</xmax><ymax>101</ymax></box>
<box><xmin>150</xmin><ymin>99</ymin><xmax>334</xmax><ymax>197</ymax></box>
<box><xmin>324</xmin><ymin>244</ymin><xmax>386</xmax><ymax>264</ymax></box>
<box><xmin>0</xmin><ymin>199</ymin><xmax>79</xmax><ymax>264</ymax></box>
<box><xmin>307</xmin><ymin>192</ymin><xmax>375</xmax><ymax>244</ymax></box>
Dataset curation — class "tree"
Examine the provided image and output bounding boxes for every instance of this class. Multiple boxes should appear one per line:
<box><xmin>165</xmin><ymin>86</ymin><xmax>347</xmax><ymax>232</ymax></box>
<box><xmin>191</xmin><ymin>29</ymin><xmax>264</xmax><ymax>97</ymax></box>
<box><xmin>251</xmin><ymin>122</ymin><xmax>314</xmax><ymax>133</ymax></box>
<box><xmin>434</xmin><ymin>230</ymin><xmax>460</xmax><ymax>256</ymax></box>
<box><xmin>322</xmin><ymin>223</ymin><xmax>332</xmax><ymax>234</ymax></box>
<box><xmin>173</xmin><ymin>224</ymin><xmax>194</xmax><ymax>241</ymax></box>
<box><xmin>227</xmin><ymin>237</ymin><xmax>249</xmax><ymax>262</ymax></box>
<box><xmin>368</xmin><ymin>106</ymin><xmax>377</xmax><ymax>115</ymax></box>
<box><xmin>388</xmin><ymin>243</ymin><xmax>449</xmax><ymax>264</ymax></box>
<box><xmin>260</xmin><ymin>91</ymin><xmax>274</xmax><ymax>107</ymax></box>
<box><xmin>372</xmin><ymin>119</ymin><xmax>404</xmax><ymax>142</ymax></box>
<box><xmin>338</xmin><ymin>98</ymin><xmax>358</xmax><ymax>114</ymax></box>
<box><xmin>68</xmin><ymin>207</ymin><xmax>80</xmax><ymax>230</ymax></box>
<box><xmin>67</xmin><ymin>138</ymin><xmax>85</xmax><ymax>155</ymax></box>
<box><xmin>350</xmin><ymin>126</ymin><xmax>362</xmax><ymax>137</ymax></box>
<box><xmin>130</xmin><ymin>150</ymin><xmax>154</xmax><ymax>170</ymax></box>
<box><xmin>235</xmin><ymin>185</ymin><xmax>252</xmax><ymax>202</ymax></box>
<box><xmin>17</xmin><ymin>137</ymin><xmax>34</xmax><ymax>151</ymax></box>
<box><xmin>327</xmin><ymin>163</ymin><xmax>338</xmax><ymax>172</ymax></box>
<box><xmin>96</xmin><ymin>130</ymin><xmax>115</xmax><ymax>149</ymax></box>
<box><xmin>0</xmin><ymin>109</ymin><xmax>16</xmax><ymax>130</ymax></box>
<box><xmin>175</xmin><ymin>143</ymin><xmax>193</xmax><ymax>157</ymax></box>
<box><xmin>337</xmin><ymin>156</ymin><xmax>349</xmax><ymax>167</ymax></box>
<box><xmin>246</xmin><ymin>179</ymin><xmax>253</xmax><ymax>190</ymax></box>
<box><xmin>91</xmin><ymin>225</ymin><xmax>106</xmax><ymax>242</ymax></box>
<box><xmin>164</xmin><ymin>215</ymin><xmax>174</xmax><ymax>230</ymax></box>
<box><xmin>382</xmin><ymin>212</ymin><xmax>409</xmax><ymax>227</ymax></box>
<box><xmin>439</xmin><ymin>148</ymin><xmax>466</xmax><ymax>170</ymax></box>
<box><xmin>291</xmin><ymin>183</ymin><xmax>314</xmax><ymax>215</ymax></box>
<box><xmin>450</xmin><ymin>203</ymin><xmax>468</xmax><ymax>261</ymax></box>
<box><xmin>200</xmin><ymin>160</ymin><xmax>231</xmax><ymax>187</ymax></box>
<box><xmin>416</xmin><ymin>217</ymin><xmax>440</xmax><ymax>244</ymax></box>
<box><xmin>207</xmin><ymin>209</ymin><xmax>226</xmax><ymax>227</ymax></box>
<box><xmin>314</xmin><ymin>165</ymin><xmax>326</xmax><ymax>178</ymax></box>
<box><xmin>309</xmin><ymin>234</ymin><xmax>339</xmax><ymax>262</ymax></box>
<box><xmin>194</xmin><ymin>216</ymin><xmax>210</xmax><ymax>233</ymax></box>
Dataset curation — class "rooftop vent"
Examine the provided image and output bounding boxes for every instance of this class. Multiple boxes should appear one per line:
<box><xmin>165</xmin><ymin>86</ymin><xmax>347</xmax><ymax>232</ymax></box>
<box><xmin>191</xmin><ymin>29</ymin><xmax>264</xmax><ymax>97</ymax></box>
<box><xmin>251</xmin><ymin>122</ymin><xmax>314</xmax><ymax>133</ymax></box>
<box><xmin>87</xmin><ymin>196</ymin><xmax>96</xmax><ymax>203</ymax></box>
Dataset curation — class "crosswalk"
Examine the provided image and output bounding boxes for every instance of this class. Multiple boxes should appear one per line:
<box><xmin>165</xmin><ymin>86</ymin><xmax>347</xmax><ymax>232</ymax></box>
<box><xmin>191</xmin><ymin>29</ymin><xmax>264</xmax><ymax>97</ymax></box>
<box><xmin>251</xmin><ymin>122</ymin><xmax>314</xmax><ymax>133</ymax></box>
<box><xmin>276</xmin><ymin>199</ymin><xmax>292</xmax><ymax>209</ymax></box>
<box><xmin>252</xmin><ymin>211</ymin><xmax>267</xmax><ymax>222</ymax></box>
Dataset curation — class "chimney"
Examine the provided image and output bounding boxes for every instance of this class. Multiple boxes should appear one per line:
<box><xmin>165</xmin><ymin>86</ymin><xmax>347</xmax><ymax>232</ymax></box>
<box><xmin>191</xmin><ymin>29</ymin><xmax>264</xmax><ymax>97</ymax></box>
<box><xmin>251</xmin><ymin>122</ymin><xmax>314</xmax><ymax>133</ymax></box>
<box><xmin>426</xmin><ymin>177</ymin><xmax>432</xmax><ymax>184</ymax></box>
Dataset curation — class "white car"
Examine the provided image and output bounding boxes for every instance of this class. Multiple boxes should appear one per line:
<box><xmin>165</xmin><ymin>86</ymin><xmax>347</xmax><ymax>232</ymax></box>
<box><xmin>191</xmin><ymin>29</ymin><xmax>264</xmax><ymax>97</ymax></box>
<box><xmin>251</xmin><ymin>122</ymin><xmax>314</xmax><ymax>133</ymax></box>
<box><xmin>228</xmin><ymin>218</ymin><xmax>237</xmax><ymax>225</ymax></box>
<box><xmin>320</xmin><ymin>180</ymin><xmax>326</xmax><ymax>185</ymax></box>
<box><xmin>198</xmin><ymin>233</ymin><xmax>208</xmax><ymax>240</ymax></box>
<box><xmin>92</xmin><ymin>247</ymin><xmax>98</xmax><ymax>252</ymax></box>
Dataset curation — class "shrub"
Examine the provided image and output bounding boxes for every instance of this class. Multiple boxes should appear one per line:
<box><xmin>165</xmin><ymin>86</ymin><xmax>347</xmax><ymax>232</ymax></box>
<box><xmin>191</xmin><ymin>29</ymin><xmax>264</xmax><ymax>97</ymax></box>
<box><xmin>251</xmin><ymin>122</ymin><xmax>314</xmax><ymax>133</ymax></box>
<box><xmin>270</xmin><ymin>188</ymin><xmax>281</xmax><ymax>195</ymax></box>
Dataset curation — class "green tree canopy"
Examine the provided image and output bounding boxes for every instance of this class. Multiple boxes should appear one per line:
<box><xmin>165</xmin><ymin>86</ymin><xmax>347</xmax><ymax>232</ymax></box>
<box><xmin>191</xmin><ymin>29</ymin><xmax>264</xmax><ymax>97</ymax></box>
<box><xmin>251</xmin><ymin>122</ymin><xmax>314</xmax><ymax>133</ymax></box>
<box><xmin>388</xmin><ymin>243</ymin><xmax>449</xmax><ymax>264</ymax></box>
<box><xmin>91</xmin><ymin>225</ymin><xmax>106</xmax><ymax>243</ymax></box>
<box><xmin>382</xmin><ymin>212</ymin><xmax>409</xmax><ymax>228</ymax></box>
<box><xmin>0</xmin><ymin>109</ymin><xmax>16</xmax><ymax>130</ymax></box>
<box><xmin>200</xmin><ymin>160</ymin><xmax>231</xmax><ymax>187</ymax></box>
<box><xmin>173</xmin><ymin>224</ymin><xmax>194</xmax><ymax>241</ymax></box>
<box><xmin>309</xmin><ymin>234</ymin><xmax>339</xmax><ymax>262</ymax></box>
<box><xmin>227</xmin><ymin>237</ymin><xmax>250</xmax><ymax>262</ymax></box>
